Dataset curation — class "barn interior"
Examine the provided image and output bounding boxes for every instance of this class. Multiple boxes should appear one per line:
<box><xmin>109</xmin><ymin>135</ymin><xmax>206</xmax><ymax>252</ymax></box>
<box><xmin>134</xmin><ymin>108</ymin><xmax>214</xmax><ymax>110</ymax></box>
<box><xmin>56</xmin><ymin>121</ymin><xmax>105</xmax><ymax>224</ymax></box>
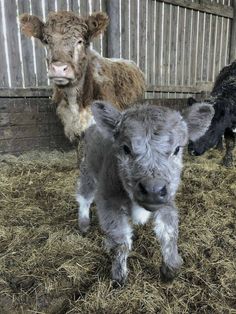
<box><xmin>0</xmin><ymin>0</ymin><xmax>235</xmax><ymax>313</ymax></box>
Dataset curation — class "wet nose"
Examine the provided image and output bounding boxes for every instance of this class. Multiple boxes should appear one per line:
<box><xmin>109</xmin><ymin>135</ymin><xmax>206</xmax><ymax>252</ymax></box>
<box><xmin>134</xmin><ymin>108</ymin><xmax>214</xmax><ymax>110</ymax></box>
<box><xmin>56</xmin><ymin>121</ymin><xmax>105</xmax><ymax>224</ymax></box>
<box><xmin>50</xmin><ymin>62</ymin><xmax>68</xmax><ymax>77</ymax></box>
<box><xmin>137</xmin><ymin>178</ymin><xmax>168</xmax><ymax>203</ymax></box>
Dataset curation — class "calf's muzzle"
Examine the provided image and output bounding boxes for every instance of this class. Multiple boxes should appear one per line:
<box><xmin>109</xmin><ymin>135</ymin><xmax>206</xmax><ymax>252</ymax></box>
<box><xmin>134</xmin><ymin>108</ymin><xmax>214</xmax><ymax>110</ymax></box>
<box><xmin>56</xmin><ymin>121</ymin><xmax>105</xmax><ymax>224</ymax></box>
<box><xmin>48</xmin><ymin>62</ymin><xmax>75</xmax><ymax>85</ymax></box>
<box><xmin>134</xmin><ymin>178</ymin><xmax>169</xmax><ymax>211</ymax></box>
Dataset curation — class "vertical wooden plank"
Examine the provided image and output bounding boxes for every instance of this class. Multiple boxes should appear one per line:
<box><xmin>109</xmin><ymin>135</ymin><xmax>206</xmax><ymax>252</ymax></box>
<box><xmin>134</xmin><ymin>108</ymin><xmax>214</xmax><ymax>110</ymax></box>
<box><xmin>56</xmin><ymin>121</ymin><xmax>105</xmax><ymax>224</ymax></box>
<box><xmin>196</xmin><ymin>11</ymin><xmax>204</xmax><ymax>82</ymax></box>
<box><xmin>4</xmin><ymin>0</ymin><xmax>23</xmax><ymax>87</ymax></box>
<box><xmin>107</xmin><ymin>0</ymin><xmax>120</xmax><ymax>58</ymax></box>
<box><xmin>79</xmin><ymin>0</ymin><xmax>89</xmax><ymax>16</ymax></box>
<box><xmin>229</xmin><ymin>0</ymin><xmax>236</xmax><ymax>62</ymax></box>
<box><xmin>56</xmin><ymin>0</ymin><xmax>69</xmax><ymax>11</ymax></box>
<box><xmin>177</xmin><ymin>6</ymin><xmax>185</xmax><ymax>88</ymax></box>
<box><xmin>121</xmin><ymin>0</ymin><xmax>130</xmax><ymax>59</ymax></box>
<box><xmin>163</xmin><ymin>3</ymin><xmax>171</xmax><ymax>92</ymax></box>
<box><xmin>0</xmin><ymin>1</ymin><xmax>10</xmax><ymax>87</ymax></box>
<box><xmin>213</xmin><ymin>15</ymin><xmax>220</xmax><ymax>79</ymax></box>
<box><xmin>169</xmin><ymin>5</ymin><xmax>177</xmax><ymax>86</ymax></box>
<box><xmin>72</xmin><ymin>0</ymin><xmax>81</xmax><ymax>13</ymax></box>
<box><xmin>190</xmin><ymin>10</ymin><xmax>198</xmax><ymax>86</ymax></box>
<box><xmin>146</xmin><ymin>0</ymin><xmax>155</xmax><ymax>88</ymax></box>
<box><xmin>220</xmin><ymin>17</ymin><xmax>227</xmax><ymax>68</ymax></box>
<box><xmin>101</xmin><ymin>0</ymin><xmax>107</xmax><ymax>57</ymax></box>
<box><xmin>184</xmin><ymin>8</ymin><xmax>193</xmax><ymax>86</ymax></box>
<box><xmin>225</xmin><ymin>17</ymin><xmax>231</xmax><ymax>64</ymax></box>
<box><xmin>18</xmin><ymin>0</ymin><xmax>36</xmax><ymax>87</ymax></box>
<box><xmin>130</xmin><ymin>0</ymin><xmax>138</xmax><ymax>63</ymax></box>
<box><xmin>202</xmin><ymin>13</ymin><xmax>211</xmax><ymax>81</ymax></box>
<box><xmin>47</xmin><ymin>0</ymin><xmax>56</xmax><ymax>12</ymax></box>
<box><xmin>139</xmin><ymin>0</ymin><xmax>146</xmax><ymax>73</ymax></box>
<box><xmin>208</xmin><ymin>15</ymin><xmax>216</xmax><ymax>81</ymax></box>
<box><xmin>31</xmin><ymin>0</ymin><xmax>48</xmax><ymax>86</ymax></box>
<box><xmin>155</xmin><ymin>2</ymin><xmax>163</xmax><ymax>90</ymax></box>
<box><xmin>216</xmin><ymin>16</ymin><xmax>223</xmax><ymax>73</ymax></box>
<box><xmin>91</xmin><ymin>0</ymin><xmax>102</xmax><ymax>54</ymax></box>
<box><xmin>212</xmin><ymin>14</ymin><xmax>218</xmax><ymax>81</ymax></box>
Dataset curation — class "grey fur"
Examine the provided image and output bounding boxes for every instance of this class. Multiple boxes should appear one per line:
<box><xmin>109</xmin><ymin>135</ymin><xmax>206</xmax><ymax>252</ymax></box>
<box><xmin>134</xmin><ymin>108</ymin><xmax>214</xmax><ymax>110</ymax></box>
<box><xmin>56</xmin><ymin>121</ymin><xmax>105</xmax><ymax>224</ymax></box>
<box><xmin>76</xmin><ymin>101</ymin><xmax>213</xmax><ymax>285</ymax></box>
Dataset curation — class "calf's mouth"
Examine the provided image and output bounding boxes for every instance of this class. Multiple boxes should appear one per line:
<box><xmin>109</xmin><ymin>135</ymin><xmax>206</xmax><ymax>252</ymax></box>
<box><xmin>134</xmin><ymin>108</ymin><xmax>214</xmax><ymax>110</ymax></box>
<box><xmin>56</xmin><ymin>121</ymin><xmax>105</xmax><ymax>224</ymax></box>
<box><xmin>50</xmin><ymin>77</ymin><xmax>71</xmax><ymax>86</ymax></box>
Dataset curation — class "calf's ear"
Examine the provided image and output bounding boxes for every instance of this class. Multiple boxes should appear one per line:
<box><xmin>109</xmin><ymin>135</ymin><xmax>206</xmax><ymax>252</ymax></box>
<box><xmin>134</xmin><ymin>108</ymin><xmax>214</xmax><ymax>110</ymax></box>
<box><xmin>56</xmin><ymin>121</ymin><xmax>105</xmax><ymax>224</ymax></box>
<box><xmin>86</xmin><ymin>12</ymin><xmax>109</xmax><ymax>40</ymax></box>
<box><xmin>182</xmin><ymin>103</ymin><xmax>214</xmax><ymax>141</ymax></box>
<box><xmin>91</xmin><ymin>101</ymin><xmax>121</xmax><ymax>138</ymax></box>
<box><xmin>20</xmin><ymin>14</ymin><xmax>44</xmax><ymax>41</ymax></box>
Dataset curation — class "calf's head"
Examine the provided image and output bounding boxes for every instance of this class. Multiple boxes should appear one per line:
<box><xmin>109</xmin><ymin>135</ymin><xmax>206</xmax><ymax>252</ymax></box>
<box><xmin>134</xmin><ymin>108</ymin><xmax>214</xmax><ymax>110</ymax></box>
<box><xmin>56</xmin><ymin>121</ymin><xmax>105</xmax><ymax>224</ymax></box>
<box><xmin>188</xmin><ymin>101</ymin><xmax>229</xmax><ymax>156</ymax></box>
<box><xmin>92</xmin><ymin>101</ymin><xmax>214</xmax><ymax>211</ymax></box>
<box><xmin>20</xmin><ymin>11</ymin><xmax>109</xmax><ymax>86</ymax></box>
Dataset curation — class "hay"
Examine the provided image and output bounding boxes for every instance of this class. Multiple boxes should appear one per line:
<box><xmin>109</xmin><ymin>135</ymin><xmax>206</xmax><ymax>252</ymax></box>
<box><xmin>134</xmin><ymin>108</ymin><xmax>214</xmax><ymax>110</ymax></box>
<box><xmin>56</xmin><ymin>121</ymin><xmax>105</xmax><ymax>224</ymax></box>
<box><xmin>0</xmin><ymin>149</ymin><xmax>235</xmax><ymax>314</ymax></box>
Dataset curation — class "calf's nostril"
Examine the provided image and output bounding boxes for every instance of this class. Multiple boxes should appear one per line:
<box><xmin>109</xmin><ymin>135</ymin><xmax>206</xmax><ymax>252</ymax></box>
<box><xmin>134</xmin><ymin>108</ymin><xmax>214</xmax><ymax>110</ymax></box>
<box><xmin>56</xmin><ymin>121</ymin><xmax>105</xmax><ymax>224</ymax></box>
<box><xmin>63</xmin><ymin>65</ymin><xmax>68</xmax><ymax>72</ymax></box>
<box><xmin>138</xmin><ymin>182</ymin><xmax>148</xmax><ymax>195</ymax></box>
<box><xmin>159</xmin><ymin>186</ymin><xmax>167</xmax><ymax>197</ymax></box>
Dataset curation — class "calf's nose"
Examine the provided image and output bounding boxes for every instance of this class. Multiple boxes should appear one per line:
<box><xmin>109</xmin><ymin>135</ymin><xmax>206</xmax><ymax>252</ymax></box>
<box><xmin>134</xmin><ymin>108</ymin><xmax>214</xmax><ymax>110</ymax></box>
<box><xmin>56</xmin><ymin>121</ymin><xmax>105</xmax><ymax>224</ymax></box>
<box><xmin>137</xmin><ymin>178</ymin><xmax>168</xmax><ymax>203</ymax></box>
<box><xmin>50</xmin><ymin>62</ymin><xmax>69</xmax><ymax>77</ymax></box>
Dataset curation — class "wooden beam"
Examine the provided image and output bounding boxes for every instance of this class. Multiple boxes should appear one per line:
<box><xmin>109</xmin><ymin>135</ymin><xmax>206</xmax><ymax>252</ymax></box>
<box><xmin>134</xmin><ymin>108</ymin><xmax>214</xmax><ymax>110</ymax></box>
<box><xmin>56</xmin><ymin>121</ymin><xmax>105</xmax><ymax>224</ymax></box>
<box><xmin>155</xmin><ymin>0</ymin><xmax>234</xmax><ymax>19</ymax></box>
<box><xmin>0</xmin><ymin>83</ymin><xmax>214</xmax><ymax>98</ymax></box>
<box><xmin>230</xmin><ymin>0</ymin><xmax>236</xmax><ymax>62</ymax></box>
<box><xmin>147</xmin><ymin>83</ymin><xmax>214</xmax><ymax>93</ymax></box>
<box><xmin>0</xmin><ymin>87</ymin><xmax>52</xmax><ymax>98</ymax></box>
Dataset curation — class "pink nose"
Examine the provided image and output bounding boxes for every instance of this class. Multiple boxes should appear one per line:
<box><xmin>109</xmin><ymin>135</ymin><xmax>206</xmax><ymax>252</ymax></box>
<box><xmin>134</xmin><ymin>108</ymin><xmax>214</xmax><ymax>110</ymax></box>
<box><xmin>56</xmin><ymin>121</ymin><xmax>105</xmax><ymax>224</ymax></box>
<box><xmin>50</xmin><ymin>62</ymin><xmax>68</xmax><ymax>77</ymax></box>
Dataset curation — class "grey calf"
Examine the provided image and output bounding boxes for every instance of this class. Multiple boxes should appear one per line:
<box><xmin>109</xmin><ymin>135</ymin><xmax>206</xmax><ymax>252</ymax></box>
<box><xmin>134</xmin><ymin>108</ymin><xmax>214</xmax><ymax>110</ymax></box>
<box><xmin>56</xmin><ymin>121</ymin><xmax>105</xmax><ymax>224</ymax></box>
<box><xmin>76</xmin><ymin>101</ymin><xmax>214</xmax><ymax>285</ymax></box>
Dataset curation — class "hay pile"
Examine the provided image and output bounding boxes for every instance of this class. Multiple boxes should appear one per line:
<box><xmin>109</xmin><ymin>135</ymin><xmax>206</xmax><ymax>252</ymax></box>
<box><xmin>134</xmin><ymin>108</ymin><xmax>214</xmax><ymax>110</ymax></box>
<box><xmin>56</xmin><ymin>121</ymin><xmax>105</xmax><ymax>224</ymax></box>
<box><xmin>0</xmin><ymin>149</ymin><xmax>235</xmax><ymax>313</ymax></box>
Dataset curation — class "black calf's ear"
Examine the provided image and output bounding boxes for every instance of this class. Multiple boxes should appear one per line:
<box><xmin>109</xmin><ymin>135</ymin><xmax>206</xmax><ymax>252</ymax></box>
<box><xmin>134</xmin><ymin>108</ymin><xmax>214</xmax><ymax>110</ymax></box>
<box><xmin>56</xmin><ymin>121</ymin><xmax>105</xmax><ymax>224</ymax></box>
<box><xmin>91</xmin><ymin>101</ymin><xmax>121</xmax><ymax>138</ymax></box>
<box><xmin>86</xmin><ymin>12</ymin><xmax>109</xmax><ymax>40</ymax></box>
<box><xmin>183</xmin><ymin>103</ymin><xmax>215</xmax><ymax>141</ymax></box>
<box><xmin>20</xmin><ymin>14</ymin><xmax>44</xmax><ymax>41</ymax></box>
<box><xmin>187</xmin><ymin>97</ymin><xmax>197</xmax><ymax>106</ymax></box>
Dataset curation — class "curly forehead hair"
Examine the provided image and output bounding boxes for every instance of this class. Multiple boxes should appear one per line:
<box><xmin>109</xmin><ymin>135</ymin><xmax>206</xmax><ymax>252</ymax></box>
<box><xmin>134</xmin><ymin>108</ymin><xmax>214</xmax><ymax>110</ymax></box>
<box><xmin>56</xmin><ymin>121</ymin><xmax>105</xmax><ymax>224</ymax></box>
<box><xmin>45</xmin><ymin>11</ymin><xmax>88</xmax><ymax>36</ymax></box>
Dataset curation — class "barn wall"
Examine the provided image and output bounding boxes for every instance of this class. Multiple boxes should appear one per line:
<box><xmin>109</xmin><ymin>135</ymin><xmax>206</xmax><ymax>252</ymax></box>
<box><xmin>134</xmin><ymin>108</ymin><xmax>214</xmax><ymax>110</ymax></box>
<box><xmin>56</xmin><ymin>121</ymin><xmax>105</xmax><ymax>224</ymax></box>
<box><xmin>0</xmin><ymin>0</ymin><xmax>234</xmax><ymax>97</ymax></box>
<box><xmin>0</xmin><ymin>96</ymin><xmax>72</xmax><ymax>155</ymax></box>
<box><xmin>0</xmin><ymin>0</ymin><xmax>235</xmax><ymax>154</ymax></box>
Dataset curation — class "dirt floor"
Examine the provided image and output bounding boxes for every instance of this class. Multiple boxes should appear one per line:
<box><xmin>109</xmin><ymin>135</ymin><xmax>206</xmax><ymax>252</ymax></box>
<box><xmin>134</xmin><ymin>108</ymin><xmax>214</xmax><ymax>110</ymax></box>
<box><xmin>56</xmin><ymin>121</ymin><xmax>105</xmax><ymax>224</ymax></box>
<box><xmin>0</xmin><ymin>148</ymin><xmax>235</xmax><ymax>314</ymax></box>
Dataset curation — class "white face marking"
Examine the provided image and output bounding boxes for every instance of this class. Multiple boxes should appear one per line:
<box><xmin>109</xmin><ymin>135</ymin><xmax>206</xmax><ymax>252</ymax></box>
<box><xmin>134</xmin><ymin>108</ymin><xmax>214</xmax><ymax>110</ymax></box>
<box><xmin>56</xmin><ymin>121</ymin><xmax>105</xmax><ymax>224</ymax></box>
<box><xmin>76</xmin><ymin>193</ymin><xmax>93</xmax><ymax>219</ymax></box>
<box><xmin>131</xmin><ymin>202</ymin><xmax>151</xmax><ymax>225</ymax></box>
<box><xmin>233</xmin><ymin>127</ymin><xmax>236</xmax><ymax>133</ymax></box>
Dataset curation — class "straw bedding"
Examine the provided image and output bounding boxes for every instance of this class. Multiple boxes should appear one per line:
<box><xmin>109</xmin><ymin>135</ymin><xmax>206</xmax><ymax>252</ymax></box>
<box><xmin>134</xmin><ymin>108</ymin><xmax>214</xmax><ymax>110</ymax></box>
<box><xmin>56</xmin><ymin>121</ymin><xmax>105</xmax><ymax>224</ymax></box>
<box><xmin>0</xmin><ymin>148</ymin><xmax>235</xmax><ymax>313</ymax></box>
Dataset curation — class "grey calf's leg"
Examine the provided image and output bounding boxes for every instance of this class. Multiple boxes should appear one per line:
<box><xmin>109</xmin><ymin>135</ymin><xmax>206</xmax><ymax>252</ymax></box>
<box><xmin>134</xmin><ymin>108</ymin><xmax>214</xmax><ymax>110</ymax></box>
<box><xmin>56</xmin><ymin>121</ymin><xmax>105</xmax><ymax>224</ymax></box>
<box><xmin>153</xmin><ymin>206</ymin><xmax>183</xmax><ymax>282</ymax></box>
<box><xmin>76</xmin><ymin>163</ymin><xmax>96</xmax><ymax>233</ymax></box>
<box><xmin>96</xmin><ymin>201</ymin><xmax>133</xmax><ymax>286</ymax></box>
<box><xmin>222</xmin><ymin>128</ymin><xmax>235</xmax><ymax>167</ymax></box>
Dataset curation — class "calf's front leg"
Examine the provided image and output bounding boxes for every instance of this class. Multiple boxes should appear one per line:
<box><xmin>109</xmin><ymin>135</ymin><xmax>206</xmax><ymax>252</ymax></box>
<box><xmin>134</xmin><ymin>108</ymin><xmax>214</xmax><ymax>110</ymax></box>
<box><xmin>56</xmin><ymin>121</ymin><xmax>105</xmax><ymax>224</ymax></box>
<box><xmin>153</xmin><ymin>205</ymin><xmax>183</xmax><ymax>282</ymax></box>
<box><xmin>76</xmin><ymin>162</ymin><xmax>96</xmax><ymax>234</ymax></box>
<box><xmin>222</xmin><ymin>128</ymin><xmax>235</xmax><ymax>167</ymax></box>
<box><xmin>96</xmin><ymin>201</ymin><xmax>133</xmax><ymax>286</ymax></box>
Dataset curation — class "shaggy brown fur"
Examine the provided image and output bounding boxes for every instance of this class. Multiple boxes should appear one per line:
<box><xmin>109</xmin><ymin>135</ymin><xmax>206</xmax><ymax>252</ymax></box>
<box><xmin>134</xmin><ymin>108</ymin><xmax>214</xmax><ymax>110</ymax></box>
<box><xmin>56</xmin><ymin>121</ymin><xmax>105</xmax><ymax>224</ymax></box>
<box><xmin>20</xmin><ymin>11</ymin><xmax>145</xmax><ymax>142</ymax></box>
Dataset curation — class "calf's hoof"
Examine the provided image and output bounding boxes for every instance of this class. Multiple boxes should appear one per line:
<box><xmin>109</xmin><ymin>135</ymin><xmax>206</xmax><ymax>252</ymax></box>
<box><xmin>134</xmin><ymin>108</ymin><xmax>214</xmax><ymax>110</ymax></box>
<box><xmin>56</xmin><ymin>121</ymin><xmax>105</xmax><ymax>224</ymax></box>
<box><xmin>222</xmin><ymin>156</ymin><xmax>233</xmax><ymax>168</ymax></box>
<box><xmin>160</xmin><ymin>263</ymin><xmax>180</xmax><ymax>283</ymax></box>
<box><xmin>78</xmin><ymin>217</ymin><xmax>90</xmax><ymax>234</ymax></box>
<box><xmin>112</xmin><ymin>268</ymin><xmax>128</xmax><ymax>288</ymax></box>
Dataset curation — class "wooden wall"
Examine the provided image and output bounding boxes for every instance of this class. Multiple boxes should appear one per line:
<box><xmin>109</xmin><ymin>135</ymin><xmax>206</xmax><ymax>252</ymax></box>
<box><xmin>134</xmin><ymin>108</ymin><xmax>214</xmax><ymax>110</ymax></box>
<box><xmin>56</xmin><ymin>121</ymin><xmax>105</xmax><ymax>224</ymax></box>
<box><xmin>0</xmin><ymin>97</ymin><xmax>72</xmax><ymax>155</ymax></box>
<box><xmin>0</xmin><ymin>0</ymin><xmax>234</xmax><ymax>98</ymax></box>
<box><xmin>0</xmin><ymin>0</ymin><xmax>235</xmax><ymax>154</ymax></box>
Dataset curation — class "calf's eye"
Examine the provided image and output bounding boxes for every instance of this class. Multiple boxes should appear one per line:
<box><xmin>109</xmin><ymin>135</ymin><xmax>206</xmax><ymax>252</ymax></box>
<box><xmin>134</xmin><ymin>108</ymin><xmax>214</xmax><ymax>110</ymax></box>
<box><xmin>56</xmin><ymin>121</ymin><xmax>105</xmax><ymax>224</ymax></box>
<box><xmin>123</xmin><ymin>145</ymin><xmax>131</xmax><ymax>155</ymax></box>
<box><xmin>173</xmin><ymin>146</ymin><xmax>180</xmax><ymax>155</ymax></box>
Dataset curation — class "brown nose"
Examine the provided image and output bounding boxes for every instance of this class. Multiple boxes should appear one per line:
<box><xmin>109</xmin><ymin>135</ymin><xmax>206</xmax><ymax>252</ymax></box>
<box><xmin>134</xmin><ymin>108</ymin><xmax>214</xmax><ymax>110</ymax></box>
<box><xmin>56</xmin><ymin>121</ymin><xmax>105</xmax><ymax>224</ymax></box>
<box><xmin>49</xmin><ymin>62</ymin><xmax>69</xmax><ymax>77</ymax></box>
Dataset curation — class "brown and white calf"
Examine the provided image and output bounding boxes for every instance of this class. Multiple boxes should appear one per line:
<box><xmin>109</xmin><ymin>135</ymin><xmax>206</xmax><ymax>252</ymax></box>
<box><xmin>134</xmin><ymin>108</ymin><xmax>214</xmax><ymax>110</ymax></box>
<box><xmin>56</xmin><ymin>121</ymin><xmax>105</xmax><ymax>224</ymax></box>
<box><xmin>20</xmin><ymin>11</ymin><xmax>145</xmax><ymax>144</ymax></box>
